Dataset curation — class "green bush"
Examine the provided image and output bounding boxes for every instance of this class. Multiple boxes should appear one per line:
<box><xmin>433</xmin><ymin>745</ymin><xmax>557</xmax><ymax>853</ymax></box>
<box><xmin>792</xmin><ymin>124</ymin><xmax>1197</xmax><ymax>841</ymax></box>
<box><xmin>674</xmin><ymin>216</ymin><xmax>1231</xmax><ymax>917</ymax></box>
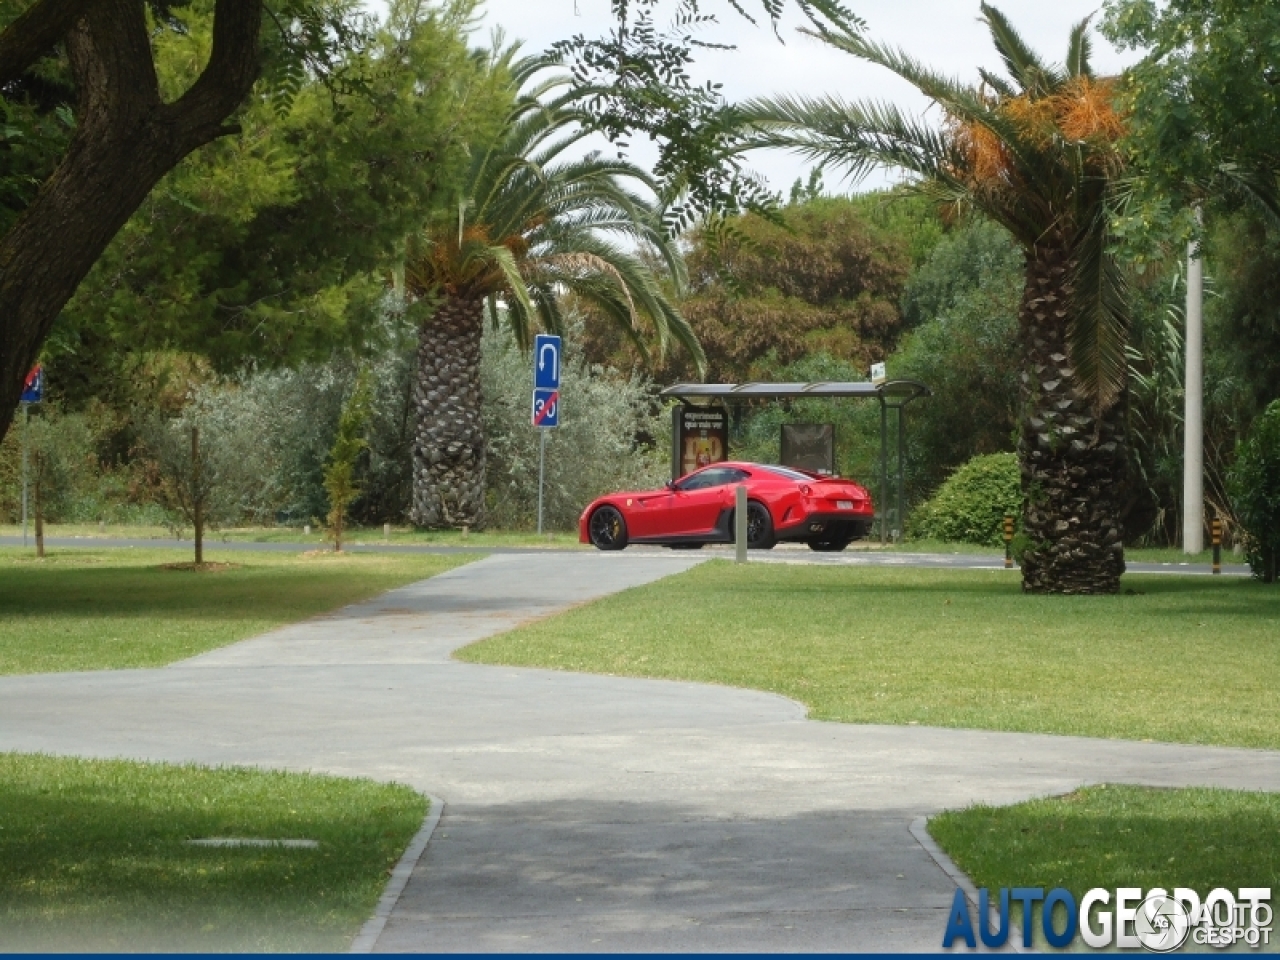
<box><xmin>1229</xmin><ymin>399</ymin><xmax>1280</xmax><ymax>583</ymax></box>
<box><xmin>908</xmin><ymin>452</ymin><xmax>1021</xmax><ymax>546</ymax></box>
<box><xmin>0</xmin><ymin>406</ymin><xmax>104</xmax><ymax>524</ymax></box>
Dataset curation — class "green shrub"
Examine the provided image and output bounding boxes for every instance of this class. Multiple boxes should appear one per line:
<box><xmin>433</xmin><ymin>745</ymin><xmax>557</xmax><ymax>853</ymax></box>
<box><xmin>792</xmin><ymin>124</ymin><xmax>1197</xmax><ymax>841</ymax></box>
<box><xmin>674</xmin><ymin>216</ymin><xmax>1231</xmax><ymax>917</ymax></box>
<box><xmin>1229</xmin><ymin>399</ymin><xmax>1280</xmax><ymax>583</ymax></box>
<box><xmin>908</xmin><ymin>452</ymin><xmax>1021</xmax><ymax>546</ymax></box>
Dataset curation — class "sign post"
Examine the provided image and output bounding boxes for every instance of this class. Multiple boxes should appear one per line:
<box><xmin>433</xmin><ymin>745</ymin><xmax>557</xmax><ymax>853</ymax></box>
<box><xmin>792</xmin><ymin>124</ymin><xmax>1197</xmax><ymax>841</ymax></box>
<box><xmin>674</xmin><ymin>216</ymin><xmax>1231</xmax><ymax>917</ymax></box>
<box><xmin>20</xmin><ymin>366</ymin><xmax>43</xmax><ymax>548</ymax></box>
<box><xmin>532</xmin><ymin>335</ymin><xmax>561</xmax><ymax>534</ymax></box>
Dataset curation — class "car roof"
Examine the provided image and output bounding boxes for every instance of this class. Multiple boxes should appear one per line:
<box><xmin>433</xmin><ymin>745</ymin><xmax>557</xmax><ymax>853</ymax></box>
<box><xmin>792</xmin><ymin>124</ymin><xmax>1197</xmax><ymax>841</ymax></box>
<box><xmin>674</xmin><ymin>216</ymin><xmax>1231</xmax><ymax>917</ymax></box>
<box><xmin>700</xmin><ymin>461</ymin><xmax>821</xmax><ymax>476</ymax></box>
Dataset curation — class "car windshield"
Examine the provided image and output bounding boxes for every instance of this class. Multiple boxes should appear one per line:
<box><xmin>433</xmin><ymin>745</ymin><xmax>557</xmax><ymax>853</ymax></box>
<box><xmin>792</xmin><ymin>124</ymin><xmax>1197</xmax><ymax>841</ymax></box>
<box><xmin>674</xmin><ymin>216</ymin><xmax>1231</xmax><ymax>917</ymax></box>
<box><xmin>758</xmin><ymin>464</ymin><xmax>819</xmax><ymax>482</ymax></box>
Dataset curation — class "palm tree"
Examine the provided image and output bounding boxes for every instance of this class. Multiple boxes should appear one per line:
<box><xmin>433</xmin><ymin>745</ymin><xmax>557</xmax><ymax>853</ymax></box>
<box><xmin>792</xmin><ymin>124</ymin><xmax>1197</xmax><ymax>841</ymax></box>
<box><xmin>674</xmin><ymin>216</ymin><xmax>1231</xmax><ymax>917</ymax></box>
<box><xmin>744</xmin><ymin>5</ymin><xmax>1130</xmax><ymax>594</ymax></box>
<box><xmin>402</xmin><ymin>55</ymin><xmax>704</xmax><ymax>529</ymax></box>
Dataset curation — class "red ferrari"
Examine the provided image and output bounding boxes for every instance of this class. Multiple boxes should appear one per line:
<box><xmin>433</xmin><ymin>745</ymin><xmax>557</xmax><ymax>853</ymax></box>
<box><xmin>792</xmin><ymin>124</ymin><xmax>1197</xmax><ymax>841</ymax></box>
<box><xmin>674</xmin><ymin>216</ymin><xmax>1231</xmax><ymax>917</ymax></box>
<box><xmin>579</xmin><ymin>462</ymin><xmax>875</xmax><ymax>552</ymax></box>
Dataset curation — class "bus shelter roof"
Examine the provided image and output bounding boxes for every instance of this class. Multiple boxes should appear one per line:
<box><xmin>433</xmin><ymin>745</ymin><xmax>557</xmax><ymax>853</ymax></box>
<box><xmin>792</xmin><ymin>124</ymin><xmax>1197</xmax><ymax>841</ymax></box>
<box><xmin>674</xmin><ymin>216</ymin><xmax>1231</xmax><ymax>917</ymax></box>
<box><xmin>660</xmin><ymin>380</ymin><xmax>931</xmax><ymax>404</ymax></box>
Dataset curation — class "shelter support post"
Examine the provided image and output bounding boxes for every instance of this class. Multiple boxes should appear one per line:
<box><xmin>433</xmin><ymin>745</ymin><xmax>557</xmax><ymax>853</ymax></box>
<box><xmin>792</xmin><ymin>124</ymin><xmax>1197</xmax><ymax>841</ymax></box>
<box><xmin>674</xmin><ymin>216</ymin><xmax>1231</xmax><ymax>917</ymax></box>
<box><xmin>897</xmin><ymin>402</ymin><xmax>906</xmax><ymax>542</ymax></box>
<box><xmin>879</xmin><ymin>398</ymin><xmax>889</xmax><ymax>545</ymax></box>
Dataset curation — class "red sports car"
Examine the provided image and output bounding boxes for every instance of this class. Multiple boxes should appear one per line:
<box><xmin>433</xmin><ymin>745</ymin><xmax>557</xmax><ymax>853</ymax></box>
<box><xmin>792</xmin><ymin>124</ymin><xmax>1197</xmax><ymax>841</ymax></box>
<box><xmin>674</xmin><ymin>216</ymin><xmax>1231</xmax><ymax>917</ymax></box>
<box><xmin>579</xmin><ymin>461</ymin><xmax>875</xmax><ymax>552</ymax></box>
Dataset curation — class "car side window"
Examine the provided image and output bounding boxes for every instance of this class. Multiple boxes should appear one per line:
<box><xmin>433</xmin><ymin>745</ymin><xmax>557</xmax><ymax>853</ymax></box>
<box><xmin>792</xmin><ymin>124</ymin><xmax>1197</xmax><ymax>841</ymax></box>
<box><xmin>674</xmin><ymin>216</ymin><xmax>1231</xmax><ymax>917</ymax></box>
<box><xmin>678</xmin><ymin>467</ymin><xmax>752</xmax><ymax>491</ymax></box>
<box><xmin>678</xmin><ymin>468</ymin><xmax>727</xmax><ymax>491</ymax></box>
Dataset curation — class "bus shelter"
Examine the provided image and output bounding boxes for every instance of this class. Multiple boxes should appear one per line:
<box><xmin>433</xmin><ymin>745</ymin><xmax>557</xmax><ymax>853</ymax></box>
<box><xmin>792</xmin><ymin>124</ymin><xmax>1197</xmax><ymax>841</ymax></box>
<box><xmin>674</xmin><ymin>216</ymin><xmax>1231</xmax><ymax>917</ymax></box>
<box><xmin>660</xmin><ymin>380</ymin><xmax>931</xmax><ymax>544</ymax></box>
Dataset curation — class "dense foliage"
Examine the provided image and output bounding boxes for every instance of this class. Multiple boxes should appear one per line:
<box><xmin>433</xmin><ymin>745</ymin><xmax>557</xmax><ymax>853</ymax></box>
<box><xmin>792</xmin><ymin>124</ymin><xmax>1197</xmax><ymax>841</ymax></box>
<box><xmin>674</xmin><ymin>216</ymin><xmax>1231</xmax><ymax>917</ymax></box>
<box><xmin>1229</xmin><ymin>400</ymin><xmax>1280</xmax><ymax>583</ymax></box>
<box><xmin>584</xmin><ymin>192</ymin><xmax>924</xmax><ymax>383</ymax></box>
<box><xmin>1102</xmin><ymin>0</ymin><xmax>1280</xmax><ymax>215</ymax></box>
<box><xmin>45</xmin><ymin>0</ymin><xmax>505</xmax><ymax>409</ymax></box>
<box><xmin>323</xmin><ymin>371</ymin><xmax>372</xmax><ymax>551</ymax></box>
<box><xmin>892</xmin><ymin>221</ymin><xmax>1023</xmax><ymax>499</ymax></box>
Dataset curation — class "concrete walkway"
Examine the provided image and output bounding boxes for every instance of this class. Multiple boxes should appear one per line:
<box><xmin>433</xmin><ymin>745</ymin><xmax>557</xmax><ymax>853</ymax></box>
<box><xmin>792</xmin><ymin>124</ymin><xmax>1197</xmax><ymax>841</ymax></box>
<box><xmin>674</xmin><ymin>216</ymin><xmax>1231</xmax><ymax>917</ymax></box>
<box><xmin>1</xmin><ymin>552</ymin><xmax>1277</xmax><ymax>952</ymax></box>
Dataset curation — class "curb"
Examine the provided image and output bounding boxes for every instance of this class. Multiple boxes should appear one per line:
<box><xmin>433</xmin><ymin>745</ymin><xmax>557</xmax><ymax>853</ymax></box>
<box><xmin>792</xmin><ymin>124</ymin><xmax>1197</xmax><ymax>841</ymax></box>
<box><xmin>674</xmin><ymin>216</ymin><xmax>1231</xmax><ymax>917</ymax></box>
<box><xmin>350</xmin><ymin>795</ymin><xmax>445</xmax><ymax>954</ymax></box>
<box><xmin>909</xmin><ymin>816</ymin><xmax>1029</xmax><ymax>954</ymax></box>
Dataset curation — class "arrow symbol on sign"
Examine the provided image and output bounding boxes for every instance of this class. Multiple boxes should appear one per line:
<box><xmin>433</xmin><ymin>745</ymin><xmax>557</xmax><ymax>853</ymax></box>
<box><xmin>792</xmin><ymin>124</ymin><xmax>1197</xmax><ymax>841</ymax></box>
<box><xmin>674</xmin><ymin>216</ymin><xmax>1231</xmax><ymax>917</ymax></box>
<box><xmin>539</xmin><ymin>342</ymin><xmax>558</xmax><ymax>382</ymax></box>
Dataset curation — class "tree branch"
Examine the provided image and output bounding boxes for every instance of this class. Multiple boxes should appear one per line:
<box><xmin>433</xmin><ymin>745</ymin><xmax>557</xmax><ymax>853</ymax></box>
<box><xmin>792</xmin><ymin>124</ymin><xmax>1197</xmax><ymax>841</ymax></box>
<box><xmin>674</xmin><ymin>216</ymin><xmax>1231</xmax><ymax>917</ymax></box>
<box><xmin>0</xmin><ymin>0</ymin><xmax>94</xmax><ymax>89</ymax></box>
<box><xmin>165</xmin><ymin>0</ymin><xmax>263</xmax><ymax>145</ymax></box>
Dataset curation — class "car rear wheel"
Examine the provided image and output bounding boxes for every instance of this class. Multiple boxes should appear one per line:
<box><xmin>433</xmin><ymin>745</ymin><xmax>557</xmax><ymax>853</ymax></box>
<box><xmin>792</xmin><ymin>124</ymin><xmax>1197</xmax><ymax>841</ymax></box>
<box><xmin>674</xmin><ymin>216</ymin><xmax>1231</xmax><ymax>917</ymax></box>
<box><xmin>588</xmin><ymin>505</ymin><xmax>629</xmax><ymax>551</ymax></box>
<box><xmin>746</xmin><ymin>501</ymin><xmax>776</xmax><ymax>550</ymax></box>
<box><xmin>807</xmin><ymin>536</ymin><xmax>851</xmax><ymax>552</ymax></box>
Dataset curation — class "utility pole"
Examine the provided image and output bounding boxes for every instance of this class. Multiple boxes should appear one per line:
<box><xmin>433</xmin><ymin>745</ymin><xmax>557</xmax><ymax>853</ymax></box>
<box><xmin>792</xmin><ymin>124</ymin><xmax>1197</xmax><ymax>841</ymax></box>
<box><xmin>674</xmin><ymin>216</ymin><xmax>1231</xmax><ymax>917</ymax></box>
<box><xmin>1183</xmin><ymin>209</ymin><xmax>1204</xmax><ymax>555</ymax></box>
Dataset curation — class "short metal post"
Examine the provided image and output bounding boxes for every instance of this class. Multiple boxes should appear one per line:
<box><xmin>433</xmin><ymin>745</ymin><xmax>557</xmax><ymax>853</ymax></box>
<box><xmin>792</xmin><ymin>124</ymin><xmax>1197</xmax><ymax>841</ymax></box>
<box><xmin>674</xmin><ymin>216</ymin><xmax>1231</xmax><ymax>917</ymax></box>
<box><xmin>735</xmin><ymin>484</ymin><xmax>748</xmax><ymax>564</ymax></box>
<box><xmin>537</xmin><ymin>429</ymin><xmax>547</xmax><ymax>535</ymax></box>
<box><xmin>1004</xmin><ymin>515</ymin><xmax>1014</xmax><ymax>569</ymax></box>
<box><xmin>1212</xmin><ymin>517</ymin><xmax>1222</xmax><ymax>575</ymax></box>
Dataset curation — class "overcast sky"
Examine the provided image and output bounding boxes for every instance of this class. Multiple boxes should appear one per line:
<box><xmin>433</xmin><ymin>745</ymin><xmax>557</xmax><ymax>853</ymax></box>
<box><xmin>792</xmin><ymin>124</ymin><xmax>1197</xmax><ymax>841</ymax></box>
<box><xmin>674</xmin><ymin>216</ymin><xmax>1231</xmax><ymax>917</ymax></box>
<box><xmin>382</xmin><ymin>1</ymin><xmax>1140</xmax><ymax>195</ymax></box>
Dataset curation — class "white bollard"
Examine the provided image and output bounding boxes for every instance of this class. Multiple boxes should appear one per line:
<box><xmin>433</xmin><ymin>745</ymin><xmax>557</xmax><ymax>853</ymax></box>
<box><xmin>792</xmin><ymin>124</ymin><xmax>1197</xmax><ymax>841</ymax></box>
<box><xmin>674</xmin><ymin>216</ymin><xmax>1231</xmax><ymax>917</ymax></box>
<box><xmin>303</xmin><ymin>524</ymin><xmax>311</xmax><ymax>536</ymax></box>
<box><xmin>735</xmin><ymin>485</ymin><xmax>748</xmax><ymax>564</ymax></box>
<box><xmin>383</xmin><ymin>522</ymin><xmax>391</xmax><ymax>540</ymax></box>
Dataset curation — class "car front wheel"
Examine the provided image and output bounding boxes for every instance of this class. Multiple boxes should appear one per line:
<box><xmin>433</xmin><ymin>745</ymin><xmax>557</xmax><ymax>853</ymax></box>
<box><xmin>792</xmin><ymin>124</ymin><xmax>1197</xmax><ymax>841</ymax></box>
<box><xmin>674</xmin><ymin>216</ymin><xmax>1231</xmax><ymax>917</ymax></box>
<box><xmin>588</xmin><ymin>505</ymin><xmax>629</xmax><ymax>551</ymax></box>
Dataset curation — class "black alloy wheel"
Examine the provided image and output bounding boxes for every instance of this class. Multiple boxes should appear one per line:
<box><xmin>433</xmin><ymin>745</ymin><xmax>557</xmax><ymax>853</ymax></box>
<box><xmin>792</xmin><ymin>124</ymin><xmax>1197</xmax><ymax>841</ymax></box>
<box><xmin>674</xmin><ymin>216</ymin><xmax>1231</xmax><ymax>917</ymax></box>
<box><xmin>588</xmin><ymin>505</ymin><xmax>629</xmax><ymax>551</ymax></box>
<box><xmin>746</xmin><ymin>501</ymin><xmax>776</xmax><ymax>549</ymax></box>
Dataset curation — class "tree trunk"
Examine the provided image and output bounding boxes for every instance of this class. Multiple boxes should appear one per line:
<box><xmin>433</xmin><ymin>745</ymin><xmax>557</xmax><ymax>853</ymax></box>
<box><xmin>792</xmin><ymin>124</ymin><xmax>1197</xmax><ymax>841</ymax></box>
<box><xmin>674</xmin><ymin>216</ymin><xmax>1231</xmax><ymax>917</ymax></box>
<box><xmin>0</xmin><ymin>0</ymin><xmax>262</xmax><ymax>445</ymax></box>
<box><xmin>411</xmin><ymin>296</ymin><xmax>486</xmax><ymax>529</ymax></box>
<box><xmin>1017</xmin><ymin>246</ymin><xmax>1128</xmax><ymax>595</ymax></box>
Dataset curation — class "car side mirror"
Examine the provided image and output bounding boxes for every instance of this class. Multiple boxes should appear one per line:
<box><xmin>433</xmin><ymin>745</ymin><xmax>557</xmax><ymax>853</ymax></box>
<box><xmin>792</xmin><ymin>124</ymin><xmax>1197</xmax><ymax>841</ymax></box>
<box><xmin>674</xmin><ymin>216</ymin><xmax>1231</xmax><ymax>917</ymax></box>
<box><xmin>665</xmin><ymin>479</ymin><xmax>677</xmax><ymax>491</ymax></box>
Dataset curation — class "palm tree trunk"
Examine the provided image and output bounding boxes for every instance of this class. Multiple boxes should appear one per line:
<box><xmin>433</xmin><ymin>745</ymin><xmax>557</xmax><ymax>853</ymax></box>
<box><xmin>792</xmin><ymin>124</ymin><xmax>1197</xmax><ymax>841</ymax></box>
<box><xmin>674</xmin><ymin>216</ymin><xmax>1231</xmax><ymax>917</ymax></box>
<box><xmin>411</xmin><ymin>296</ymin><xmax>486</xmax><ymax>529</ymax></box>
<box><xmin>1017</xmin><ymin>247</ymin><xmax>1127</xmax><ymax>595</ymax></box>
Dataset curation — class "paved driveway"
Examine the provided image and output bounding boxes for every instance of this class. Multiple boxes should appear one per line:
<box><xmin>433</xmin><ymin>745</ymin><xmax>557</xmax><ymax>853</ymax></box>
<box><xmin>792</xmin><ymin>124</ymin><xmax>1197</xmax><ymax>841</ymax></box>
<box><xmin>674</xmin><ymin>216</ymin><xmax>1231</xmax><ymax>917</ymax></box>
<box><xmin>0</xmin><ymin>552</ymin><xmax>1276</xmax><ymax>952</ymax></box>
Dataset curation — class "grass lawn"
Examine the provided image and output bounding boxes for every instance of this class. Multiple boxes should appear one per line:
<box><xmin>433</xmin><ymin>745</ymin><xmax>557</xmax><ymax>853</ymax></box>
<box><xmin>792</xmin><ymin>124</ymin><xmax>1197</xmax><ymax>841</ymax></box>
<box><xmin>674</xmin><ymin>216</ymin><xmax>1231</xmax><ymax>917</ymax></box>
<box><xmin>928</xmin><ymin>785</ymin><xmax>1280</xmax><ymax>948</ymax></box>
<box><xmin>0</xmin><ymin>547</ymin><xmax>473</xmax><ymax>675</ymax></box>
<box><xmin>460</xmin><ymin>561</ymin><xmax>1280</xmax><ymax>748</ymax></box>
<box><xmin>1</xmin><ymin>521</ymin><xmax>584</xmax><ymax>549</ymax></box>
<box><xmin>0</xmin><ymin>753</ymin><xmax>425</xmax><ymax>951</ymax></box>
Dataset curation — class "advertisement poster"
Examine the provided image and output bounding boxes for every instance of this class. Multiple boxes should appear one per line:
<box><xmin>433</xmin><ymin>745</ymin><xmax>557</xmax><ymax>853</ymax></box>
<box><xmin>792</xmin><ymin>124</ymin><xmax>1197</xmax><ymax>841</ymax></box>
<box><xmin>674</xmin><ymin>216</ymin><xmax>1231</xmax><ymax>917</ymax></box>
<box><xmin>781</xmin><ymin>423</ymin><xmax>835</xmax><ymax>475</ymax></box>
<box><xmin>671</xmin><ymin>404</ymin><xmax>729</xmax><ymax>478</ymax></box>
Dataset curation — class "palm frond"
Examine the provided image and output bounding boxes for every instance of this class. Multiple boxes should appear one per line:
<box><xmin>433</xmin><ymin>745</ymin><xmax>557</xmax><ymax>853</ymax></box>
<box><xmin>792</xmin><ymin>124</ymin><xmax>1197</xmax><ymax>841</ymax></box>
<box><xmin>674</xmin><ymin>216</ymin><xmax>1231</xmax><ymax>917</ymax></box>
<box><xmin>1068</xmin><ymin>213</ymin><xmax>1129</xmax><ymax>412</ymax></box>
<box><xmin>741</xmin><ymin>93</ymin><xmax>960</xmax><ymax>188</ymax></box>
<box><xmin>404</xmin><ymin>53</ymin><xmax>702</xmax><ymax>373</ymax></box>
<box><xmin>1217</xmin><ymin>163</ymin><xmax>1280</xmax><ymax>230</ymax></box>
<box><xmin>798</xmin><ymin>28</ymin><xmax>986</xmax><ymax>119</ymax></box>
<box><xmin>1066</xmin><ymin>15</ymin><xmax>1094</xmax><ymax>78</ymax></box>
<box><xmin>978</xmin><ymin>67</ymin><xmax>1017</xmax><ymax>99</ymax></box>
<box><xmin>980</xmin><ymin>2</ymin><xmax>1064</xmax><ymax>94</ymax></box>
<box><xmin>484</xmin><ymin>244</ymin><xmax>536</xmax><ymax>348</ymax></box>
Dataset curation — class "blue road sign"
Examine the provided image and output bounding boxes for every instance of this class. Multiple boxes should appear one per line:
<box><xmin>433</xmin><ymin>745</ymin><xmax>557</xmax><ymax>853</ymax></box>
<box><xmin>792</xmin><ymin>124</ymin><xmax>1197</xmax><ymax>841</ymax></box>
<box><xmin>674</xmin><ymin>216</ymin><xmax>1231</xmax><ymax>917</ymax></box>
<box><xmin>534</xmin><ymin>334</ymin><xmax>561</xmax><ymax>390</ymax></box>
<box><xmin>532</xmin><ymin>388</ymin><xmax>559</xmax><ymax>428</ymax></box>
<box><xmin>20</xmin><ymin>365</ymin><xmax>43</xmax><ymax>404</ymax></box>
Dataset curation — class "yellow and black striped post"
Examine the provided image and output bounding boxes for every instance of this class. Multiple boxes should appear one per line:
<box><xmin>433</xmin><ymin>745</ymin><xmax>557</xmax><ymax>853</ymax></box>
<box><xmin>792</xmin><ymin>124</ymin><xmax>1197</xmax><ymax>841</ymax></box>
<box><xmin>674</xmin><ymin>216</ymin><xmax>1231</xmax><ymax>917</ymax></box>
<box><xmin>1212</xmin><ymin>517</ymin><xmax>1222</xmax><ymax>575</ymax></box>
<box><xmin>1003</xmin><ymin>515</ymin><xmax>1015</xmax><ymax>569</ymax></box>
